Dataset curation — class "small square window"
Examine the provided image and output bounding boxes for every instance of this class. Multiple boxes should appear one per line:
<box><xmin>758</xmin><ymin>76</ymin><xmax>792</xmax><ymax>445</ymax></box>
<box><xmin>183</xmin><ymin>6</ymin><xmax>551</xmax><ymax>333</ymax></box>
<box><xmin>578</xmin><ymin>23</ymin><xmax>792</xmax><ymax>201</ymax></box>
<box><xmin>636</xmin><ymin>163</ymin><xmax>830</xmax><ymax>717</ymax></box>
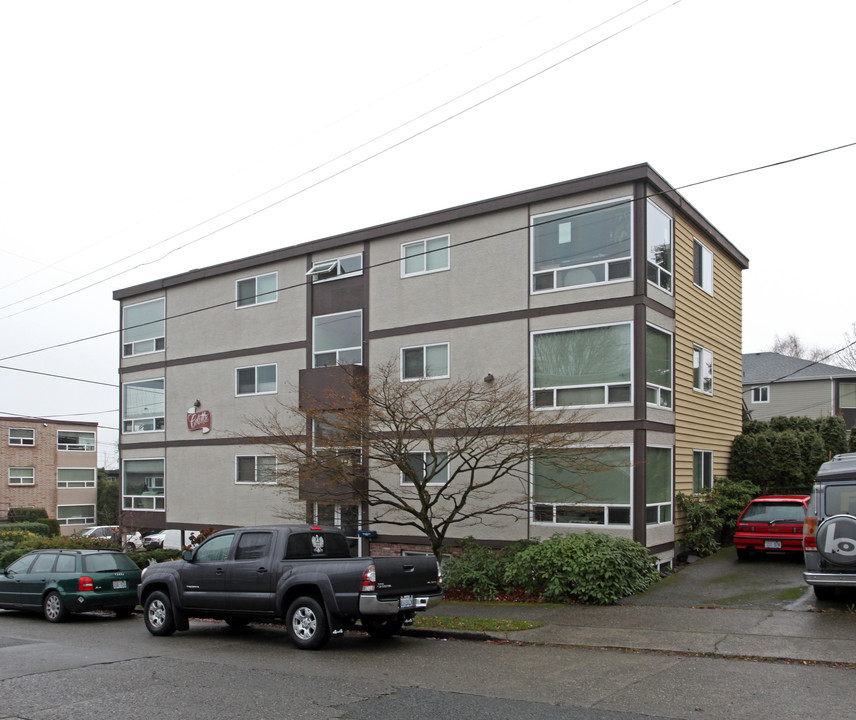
<box><xmin>9</xmin><ymin>428</ymin><xmax>34</xmax><ymax>446</ymax></box>
<box><xmin>236</xmin><ymin>364</ymin><xmax>277</xmax><ymax>395</ymax></box>
<box><xmin>401</xmin><ymin>343</ymin><xmax>449</xmax><ymax>380</ymax></box>
<box><xmin>307</xmin><ymin>254</ymin><xmax>363</xmax><ymax>283</ymax></box>
<box><xmin>236</xmin><ymin>272</ymin><xmax>278</xmax><ymax>307</ymax></box>
<box><xmin>752</xmin><ymin>386</ymin><xmax>769</xmax><ymax>403</ymax></box>
<box><xmin>401</xmin><ymin>235</ymin><xmax>450</xmax><ymax>277</ymax></box>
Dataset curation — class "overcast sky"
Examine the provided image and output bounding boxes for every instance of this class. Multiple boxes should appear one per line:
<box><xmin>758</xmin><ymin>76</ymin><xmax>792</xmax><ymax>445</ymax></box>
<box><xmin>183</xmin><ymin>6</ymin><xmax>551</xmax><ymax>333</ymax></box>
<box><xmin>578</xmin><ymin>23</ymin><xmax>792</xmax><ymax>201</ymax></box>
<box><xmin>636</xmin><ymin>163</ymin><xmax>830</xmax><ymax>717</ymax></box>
<box><xmin>1</xmin><ymin>0</ymin><xmax>854</xmax><ymax>468</ymax></box>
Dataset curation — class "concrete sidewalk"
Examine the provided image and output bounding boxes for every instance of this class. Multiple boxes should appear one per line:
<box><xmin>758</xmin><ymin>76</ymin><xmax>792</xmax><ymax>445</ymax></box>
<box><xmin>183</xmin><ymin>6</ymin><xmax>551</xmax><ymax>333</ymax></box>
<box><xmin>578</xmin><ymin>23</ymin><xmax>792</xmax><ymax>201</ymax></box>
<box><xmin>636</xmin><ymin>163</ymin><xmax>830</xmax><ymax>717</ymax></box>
<box><xmin>418</xmin><ymin>550</ymin><xmax>856</xmax><ymax>664</ymax></box>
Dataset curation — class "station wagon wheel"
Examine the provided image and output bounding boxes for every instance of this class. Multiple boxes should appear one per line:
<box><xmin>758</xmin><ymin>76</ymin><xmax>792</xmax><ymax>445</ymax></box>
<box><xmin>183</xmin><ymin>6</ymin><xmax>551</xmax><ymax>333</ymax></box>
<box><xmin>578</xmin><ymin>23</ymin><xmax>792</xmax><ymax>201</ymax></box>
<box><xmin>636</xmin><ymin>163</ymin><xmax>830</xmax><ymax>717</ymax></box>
<box><xmin>144</xmin><ymin>591</ymin><xmax>177</xmax><ymax>636</ymax></box>
<box><xmin>361</xmin><ymin>616</ymin><xmax>404</xmax><ymax>639</ymax></box>
<box><xmin>43</xmin><ymin>591</ymin><xmax>68</xmax><ymax>623</ymax></box>
<box><xmin>286</xmin><ymin>597</ymin><xmax>330</xmax><ymax>650</ymax></box>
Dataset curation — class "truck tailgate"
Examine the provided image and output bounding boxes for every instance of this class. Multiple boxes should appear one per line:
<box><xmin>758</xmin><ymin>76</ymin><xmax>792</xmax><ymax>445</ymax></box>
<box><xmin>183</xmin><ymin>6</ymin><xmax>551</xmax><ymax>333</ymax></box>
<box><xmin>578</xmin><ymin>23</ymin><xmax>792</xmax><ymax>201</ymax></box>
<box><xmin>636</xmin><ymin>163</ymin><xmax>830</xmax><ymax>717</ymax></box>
<box><xmin>372</xmin><ymin>556</ymin><xmax>440</xmax><ymax>597</ymax></box>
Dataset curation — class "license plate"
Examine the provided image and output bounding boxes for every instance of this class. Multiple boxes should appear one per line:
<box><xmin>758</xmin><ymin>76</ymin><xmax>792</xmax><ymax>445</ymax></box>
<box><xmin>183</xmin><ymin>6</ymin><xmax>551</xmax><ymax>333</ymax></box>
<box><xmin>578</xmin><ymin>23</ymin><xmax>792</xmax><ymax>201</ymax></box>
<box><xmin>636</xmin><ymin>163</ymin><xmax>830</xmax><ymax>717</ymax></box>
<box><xmin>112</xmin><ymin>580</ymin><xmax>128</xmax><ymax>589</ymax></box>
<box><xmin>764</xmin><ymin>541</ymin><xmax>782</xmax><ymax>549</ymax></box>
<box><xmin>399</xmin><ymin>595</ymin><xmax>414</xmax><ymax>609</ymax></box>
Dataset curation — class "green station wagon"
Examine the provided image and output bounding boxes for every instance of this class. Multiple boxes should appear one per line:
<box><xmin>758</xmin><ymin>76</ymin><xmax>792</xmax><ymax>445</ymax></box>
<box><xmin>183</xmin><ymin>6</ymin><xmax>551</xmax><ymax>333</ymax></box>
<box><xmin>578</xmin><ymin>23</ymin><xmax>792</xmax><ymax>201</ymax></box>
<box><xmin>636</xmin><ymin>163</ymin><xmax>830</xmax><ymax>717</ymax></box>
<box><xmin>0</xmin><ymin>549</ymin><xmax>141</xmax><ymax>622</ymax></box>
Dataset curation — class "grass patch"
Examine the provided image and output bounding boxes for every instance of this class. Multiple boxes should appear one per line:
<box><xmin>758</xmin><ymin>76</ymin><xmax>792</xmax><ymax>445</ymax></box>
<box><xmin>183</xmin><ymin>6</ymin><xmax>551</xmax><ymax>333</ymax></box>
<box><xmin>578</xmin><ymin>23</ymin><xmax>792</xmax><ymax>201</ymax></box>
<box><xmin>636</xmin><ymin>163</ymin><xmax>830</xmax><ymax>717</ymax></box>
<box><xmin>411</xmin><ymin>616</ymin><xmax>544</xmax><ymax>632</ymax></box>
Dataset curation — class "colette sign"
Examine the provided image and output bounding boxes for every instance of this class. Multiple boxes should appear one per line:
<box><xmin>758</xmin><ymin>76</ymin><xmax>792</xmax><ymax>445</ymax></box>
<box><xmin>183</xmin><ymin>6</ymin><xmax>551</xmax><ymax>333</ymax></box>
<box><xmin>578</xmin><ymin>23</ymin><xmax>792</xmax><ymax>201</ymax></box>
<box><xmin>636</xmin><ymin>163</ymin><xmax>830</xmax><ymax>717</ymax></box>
<box><xmin>187</xmin><ymin>408</ymin><xmax>212</xmax><ymax>434</ymax></box>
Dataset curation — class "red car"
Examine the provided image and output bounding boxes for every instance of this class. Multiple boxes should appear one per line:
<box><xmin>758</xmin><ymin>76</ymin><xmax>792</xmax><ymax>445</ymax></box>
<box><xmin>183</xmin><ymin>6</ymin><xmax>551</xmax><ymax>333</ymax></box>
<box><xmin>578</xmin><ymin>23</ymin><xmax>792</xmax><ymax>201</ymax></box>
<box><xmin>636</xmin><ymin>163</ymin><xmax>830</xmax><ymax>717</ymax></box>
<box><xmin>733</xmin><ymin>495</ymin><xmax>809</xmax><ymax>559</ymax></box>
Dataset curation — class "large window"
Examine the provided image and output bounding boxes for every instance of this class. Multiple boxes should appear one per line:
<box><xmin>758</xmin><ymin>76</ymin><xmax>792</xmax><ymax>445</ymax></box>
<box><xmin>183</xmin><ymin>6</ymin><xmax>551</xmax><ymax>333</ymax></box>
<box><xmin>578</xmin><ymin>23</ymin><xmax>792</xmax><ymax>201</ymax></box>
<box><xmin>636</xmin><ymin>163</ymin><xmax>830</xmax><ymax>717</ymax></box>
<box><xmin>402</xmin><ymin>452</ymin><xmax>449</xmax><ymax>487</ymax></box>
<box><xmin>123</xmin><ymin>458</ymin><xmax>165</xmax><ymax>511</ymax></box>
<box><xmin>646</xmin><ymin>201</ymin><xmax>673</xmax><ymax>292</ymax></box>
<box><xmin>57</xmin><ymin>430</ymin><xmax>96</xmax><ymax>451</ymax></box>
<box><xmin>646</xmin><ymin>446</ymin><xmax>672</xmax><ymax>524</ymax></box>
<box><xmin>693</xmin><ymin>239</ymin><xmax>714</xmax><ymax>295</ymax></box>
<box><xmin>646</xmin><ymin>325</ymin><xmax>673</xmax><ymax>409</ymax></box>
<box><xmin>58</xmin><ymin>468</ymin><xmax>96</xmax><ymax>488</ymax></box>
<box><xmin>401</xmin><ymin>235</ymin><xmax>450</xmax><ymax>277</ymax></box>
<box><xmin>693</xmin><ymin>345</ymin><xmax>714</xmax><ymax>394</ymax></box>
<box><xmin>531</xmin><ymin>198</ymin><xmax>631</xmax><ymax>292</ymax></box>
<box><xmin>123</xmin><ymin>379</ymin><xmax>165</xmax><ymax>433</ymax></box>
<box><xmin>693</xmin><ymin>450</ymin><xmax>714</xmax><ymax>493</ymax></box>
<box><xmin>9</xmin><ymin>428</ymin><xmax>34</xmax><ymax>446</ymax></box>
<box><xmin>236</xmin><ymin>364</ymin><xmax>277</xmax><ymax>396</ymax></box>
<box><xmin>236</xmin><ymin>455</ymin><xmax>277</xmax><ymax>484</ymax></box>
<box><xmin>313</xmin><ymin>310</ymin><xmax>362</xmax><ymax>367</ymax></box>
<box><xmin>57</xmin><ymin>504</ymin><xmax>95</xmax><ymax>526</ymax></box>
<box><xmin>122</xmin><ymin>298</ymin><xmax>165</xmax><ymax>357</ymax></box>
<box><xmin>9</xmin><ymin>467</ymin><xmax>34</xmax><ymax>485</ymax></box>
<box><xmin>236</xmin><ymin>271</ymin><xmax>277</xmax><ymax>307</ymax></box>
<box><xmin>307</xmin><ymin>253</ymin><xmax>363</xmax><ymax>283</ymax></box>
<box><xmin>531</xmin><ymin>447</ymin><xmax>632</xmax><ymax>526</ymax></box>
<box><xmin>401</xmin><ymin>343</ymin><xmax>449</xmax><ymax>380</ymax></box>
<box><xmin>532</xmin><ymin>323</ymin><xmax>631</xmax><ymax>408</ymax></box>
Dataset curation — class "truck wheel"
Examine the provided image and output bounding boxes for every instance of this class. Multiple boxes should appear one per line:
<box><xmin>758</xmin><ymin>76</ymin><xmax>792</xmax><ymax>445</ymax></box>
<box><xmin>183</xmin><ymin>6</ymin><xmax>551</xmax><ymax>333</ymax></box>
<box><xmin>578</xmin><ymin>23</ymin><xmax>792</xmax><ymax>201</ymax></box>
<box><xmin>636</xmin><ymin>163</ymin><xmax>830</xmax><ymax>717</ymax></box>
<box><xmin>286</xmin><ymin>597</ymin><xmax>330</xmax><ymax>650</ymax></box>
<box><xmin>43</xmin><ymin>591</ymin><xmax>69</xmax><ymax>623</ymax></box>
<box><xmin>144</xmin><ymin>591</ymin><xmax>177</xmax><ymax>636</ymax></box>
<box><xmin>361</xmin><ymin>616</ymin><xmax>404</xmax><ymax>639</ymax></box>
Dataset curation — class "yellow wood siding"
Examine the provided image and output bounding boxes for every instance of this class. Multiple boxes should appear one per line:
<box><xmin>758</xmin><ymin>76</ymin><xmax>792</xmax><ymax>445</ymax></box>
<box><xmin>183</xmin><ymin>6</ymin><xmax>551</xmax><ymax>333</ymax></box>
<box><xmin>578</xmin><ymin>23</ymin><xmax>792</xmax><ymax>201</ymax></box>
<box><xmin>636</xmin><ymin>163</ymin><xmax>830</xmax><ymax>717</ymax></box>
<box><xmin>673</xmin><ymin>214</ymin><xmax>744</xmax><ymax>530</ymax></box>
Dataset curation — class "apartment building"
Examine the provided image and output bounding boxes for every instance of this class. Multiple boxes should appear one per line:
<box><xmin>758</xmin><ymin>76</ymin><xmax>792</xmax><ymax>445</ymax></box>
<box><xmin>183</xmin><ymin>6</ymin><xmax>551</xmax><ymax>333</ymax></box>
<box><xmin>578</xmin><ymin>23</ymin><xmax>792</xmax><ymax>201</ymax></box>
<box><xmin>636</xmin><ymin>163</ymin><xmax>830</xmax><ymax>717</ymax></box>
<box><xmin>1</xmin><ymin>416</ymin><xmax>99</xmax><ymax>533</ymax></box>
<box><xmin>113</xmin><ymin>163</ymin><xmax>748</xmax><ymax>561</ymax></box>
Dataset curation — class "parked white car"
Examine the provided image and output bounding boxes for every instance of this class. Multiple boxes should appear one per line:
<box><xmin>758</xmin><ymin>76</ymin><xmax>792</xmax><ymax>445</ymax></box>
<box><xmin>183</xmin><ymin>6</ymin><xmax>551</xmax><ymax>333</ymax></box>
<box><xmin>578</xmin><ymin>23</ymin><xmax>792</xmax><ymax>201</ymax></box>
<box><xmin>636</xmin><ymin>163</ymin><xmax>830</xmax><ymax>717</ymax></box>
<box><xmin>142</xmin><ymin>529</ymin><xmax>193</xmax><ymax>551</ymax></box>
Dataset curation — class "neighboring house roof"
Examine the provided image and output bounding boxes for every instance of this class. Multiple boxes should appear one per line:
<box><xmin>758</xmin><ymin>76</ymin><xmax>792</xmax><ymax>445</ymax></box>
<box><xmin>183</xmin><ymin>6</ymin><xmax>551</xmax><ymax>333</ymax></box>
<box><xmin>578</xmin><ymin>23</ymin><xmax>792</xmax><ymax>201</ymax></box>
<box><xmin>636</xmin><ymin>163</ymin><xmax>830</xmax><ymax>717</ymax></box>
<box><xmin>742</xmin><ymin>352</ymin><xmax>856</xmax><ymax>385</ymax></box>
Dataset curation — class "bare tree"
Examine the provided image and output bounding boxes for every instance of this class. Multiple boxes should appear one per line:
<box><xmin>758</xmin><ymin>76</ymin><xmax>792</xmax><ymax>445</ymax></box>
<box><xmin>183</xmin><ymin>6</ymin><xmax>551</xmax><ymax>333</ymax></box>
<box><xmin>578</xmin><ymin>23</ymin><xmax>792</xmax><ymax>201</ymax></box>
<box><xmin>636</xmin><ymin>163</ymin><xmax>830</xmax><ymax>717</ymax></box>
<box><xmin>248</xmin><ymin>360</ymin><xmax>607</xmax><ymax>560</ymax></box>
<box><xmin>772</xmin><ymin>332</ymin><xmax>830</xmax><ymax>362</ymax></box>
<box><xmin>828</xmin><ymin>322</ymin><xmax>856</xmax><ymax>371</ymax></box>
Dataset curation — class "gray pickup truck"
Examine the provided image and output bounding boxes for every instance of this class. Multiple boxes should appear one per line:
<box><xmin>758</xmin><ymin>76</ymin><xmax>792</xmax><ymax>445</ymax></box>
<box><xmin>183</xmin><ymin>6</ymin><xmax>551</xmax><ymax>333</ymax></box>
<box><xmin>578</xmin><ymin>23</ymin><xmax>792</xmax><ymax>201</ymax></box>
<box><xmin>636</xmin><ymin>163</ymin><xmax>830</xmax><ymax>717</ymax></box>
<box><xmin>138</xmin><ymin>524</ymin><xmax>443</xmax><ymax>649</ymax></box>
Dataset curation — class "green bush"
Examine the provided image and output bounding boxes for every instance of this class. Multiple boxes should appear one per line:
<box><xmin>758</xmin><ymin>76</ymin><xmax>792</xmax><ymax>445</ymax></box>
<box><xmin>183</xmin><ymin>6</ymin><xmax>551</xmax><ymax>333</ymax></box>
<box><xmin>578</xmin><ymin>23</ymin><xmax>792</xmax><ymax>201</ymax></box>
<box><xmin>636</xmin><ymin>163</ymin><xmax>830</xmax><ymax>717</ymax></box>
<box><xmin>676</xmin><ymin>491</ymin><xmax>722</xmax><ymax>556</ymax></box>
<box><xmin>503</xmin><ymin>533</ymin><xmax>659</xmax><ymax>605</ymax></box>
<box><xmin>709</xmin><ymin>476</ymin><xmax>760</xmax><ymax>543</ymax></box>
<box><xmin>1</xmin><ymin>522</ymin><xmax>53</xmax><ymax>537</ymax></box>
<box><xmin>442</xmin><ymin>538</ymin><xmax>536</xmax><ymax>600</ymax></box>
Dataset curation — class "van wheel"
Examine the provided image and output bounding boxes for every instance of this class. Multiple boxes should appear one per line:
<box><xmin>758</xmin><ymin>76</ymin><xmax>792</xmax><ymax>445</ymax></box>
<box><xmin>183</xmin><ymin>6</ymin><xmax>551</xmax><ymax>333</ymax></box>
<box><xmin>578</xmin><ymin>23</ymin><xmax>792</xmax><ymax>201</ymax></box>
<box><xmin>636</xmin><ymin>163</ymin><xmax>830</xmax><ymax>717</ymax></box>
<box><xmin>144</xmin><ymin>591</ymin><xmax>177</xmax><ymax>636</ymax></box>
<box><xmin>286</xmin><ymin>597</ymin><xmax>330</xmax><ymax>650</ymax></box>
<box><xmin>814</xmin><ymin>585</ymin><xmax>836</xmax><ymax>601</ymax></box>
<box><xmin>43</xmin><ymin>591</ymin><xmax>69</xmax><ymax>623</ymax></box>
<box><xmin>361</xmin><ymin>616</ymin><xmax>404</xmax><ymax>639</ymax></box>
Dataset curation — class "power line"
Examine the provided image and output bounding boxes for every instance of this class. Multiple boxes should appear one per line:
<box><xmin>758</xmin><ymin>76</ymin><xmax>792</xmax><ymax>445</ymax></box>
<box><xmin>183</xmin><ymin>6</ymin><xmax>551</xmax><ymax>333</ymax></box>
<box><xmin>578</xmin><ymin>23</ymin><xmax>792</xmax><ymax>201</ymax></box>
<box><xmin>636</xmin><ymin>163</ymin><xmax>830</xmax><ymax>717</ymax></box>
<box><xmin>0</xmin><ymin>364</ymin><xmax>118</xmax><ymax>388</ymax></box>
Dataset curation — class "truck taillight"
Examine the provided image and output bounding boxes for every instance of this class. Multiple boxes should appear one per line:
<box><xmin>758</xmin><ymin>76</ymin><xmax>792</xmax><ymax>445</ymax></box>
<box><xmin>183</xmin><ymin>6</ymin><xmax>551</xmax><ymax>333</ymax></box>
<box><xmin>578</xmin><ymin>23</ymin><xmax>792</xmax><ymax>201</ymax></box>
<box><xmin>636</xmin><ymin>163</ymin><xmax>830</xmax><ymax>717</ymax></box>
<box><xmin>79</xmin><ymin>576</ymin><xmax>94</xmax><ymax>591</ymax></box>
<box><xmin>803</xmin><ymin>515</ymin><xmax>818</xmax><ymax>551</ymax></box>
<box><xmin>361</xmin><ymin>564</ymin><xmax>376</xmax><ymax>592</ymax></box>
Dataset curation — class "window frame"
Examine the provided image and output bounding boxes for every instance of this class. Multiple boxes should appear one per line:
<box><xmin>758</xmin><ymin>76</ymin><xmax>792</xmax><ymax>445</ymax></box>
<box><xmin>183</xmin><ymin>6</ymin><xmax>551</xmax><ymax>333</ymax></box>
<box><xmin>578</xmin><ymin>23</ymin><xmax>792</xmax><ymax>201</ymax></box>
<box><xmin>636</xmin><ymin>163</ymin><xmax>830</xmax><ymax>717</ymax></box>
<box><xmin>530</xmin><ymin>197</ymin><xmax>633</xmax><ymax>294</ymax></box>
<box><xmin>122</xmin><ymin>457</ymin><xmax>165</xmax><ymax>511</ymax></box>
<box><xmin>312</xmin><ymin>310</ymin><xmax>363</xmax><ymax>368</ymax></box>
<box><xmin>645</xmin><ymin>445</ymin><xmax>673</xmax><ymax>525</ymax></box>
<box><xmin>57</xmin><ymin>504</ymin><xmax>96</xmax><ymax>527</ymax></box>
<box><xmin>646</xmin><ymin>200</ymin><xmax>673</xmax><ymax>293</ymax></box>
<box><xmin>401</xmin><ymin>451</ymin><xmax>450</xmax><ymax>487</ymax></box>
<box><xmin>235</xmin><ymin>455</ymin><xmax>277</xmax><ymax>484</ymax></box>
<box><xmin>57</xmin><ymin>430</ymin><xmax>96</xmax><ymax>451</ymax></box>
<box><xmin>57</xmin><ymin>467</ymin><xmax>96</xmax><ymax>489</ymax></box>
<box><xmin>693</xmin><ymin>450</ymin><xmax>714</xmax><ymax>493</ymax></box>
<box><xmin>693</xmin><ymin>344</ymin><xmax>714</xmax><ymax>395</ymax></box>
<box><xmin>9</xmin><ymin>467</ymin><xmax>35</xmax><ymax>486</ymax></box>
<box><xmin>646</xmin><ymin>324</ymin><xmax>673</xmax><ymax>409</ymax></box>
<box><xmin>9</xmin><ymin>427</ymin><xmax>35</xmax><ymax>446</ymax></box>
<box><xmin>235</xmin><ymin>363</ymin><xmax>278</xmax><ymax>396</ymax></box>
<box><xmin>400</xmin><ymin>342</ymin><xmax>450</xmax><ymax>381</ymax></box>
<box><xmin>530</xmin><ymin>445</ymin><xmax>633</xmax><ymax>527</ymax></box>
<box><xmin>236</xmin><ymin>271</ymin><xmax>278</xmax><ymax>308</ymax></box>
<box><xmin>122</xmin><ymin>297</ymin><xmax>165</xmax><ymax>357</ymax></box>
<box><xmin>751</xmin><ymin>385</ymin><xmax>770</xmax><ymax>404</ymax></box>
<box><xmin>693</xmin><ymin>238</ymin><xmax>714</xmax><ymax>295</ymax></box>
<box><xmin>306</xmin><ymin>253</ymin><xmax>363</xmax><ymax>283</ymax></box>
<box><xmin>122</xmin><ymin>378</ymin><xmax>166</xmax><ymax>433</ymax></box>
<box><xmin>400</xmin><ymin>235</ymin><xmax>450</xmax><ymax>278</ymax></box>
<box><xmin>531</xmin><ymin>322</ymin><xmax>633</xmax><ymax>410</ymax></box>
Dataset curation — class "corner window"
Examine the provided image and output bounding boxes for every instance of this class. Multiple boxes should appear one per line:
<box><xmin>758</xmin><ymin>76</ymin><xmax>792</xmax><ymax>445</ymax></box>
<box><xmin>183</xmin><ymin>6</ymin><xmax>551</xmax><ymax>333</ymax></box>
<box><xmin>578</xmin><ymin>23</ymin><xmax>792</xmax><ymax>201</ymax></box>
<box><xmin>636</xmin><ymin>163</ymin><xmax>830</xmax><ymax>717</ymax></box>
<box><xmin>9</xmin><ymin>428</ymin><xmax>35</xmax><ymax>446</ymax></box>
<box><xmin>693</xmin><ymin>345</ymin><xmax>714</xmax><ymax>394</ymax></box>
<box><xmin>58</xmin><ymin>468</ymin><xmax>96</xmax><ymax>488</ymax></box>
<box><xmin>532</xmin><ymin>323</ymin><xmax>631</xmax><ymax>408</ymax></box>
<box><xmin>307</xmin><ymin>253</ymin><xmax>363</xmax><ymax>283</ymax></box>
<box><xmin>401</xmin><ymin>343</ymin><xmax>449</xmax><ymax>380</ymax></box>
<box><xmin>57</xmin><ymin>504</ymin><xmax>95</xmax><ymax>526</ymax></box>
<box><xmin>9</xmin><ymin>467</ymin><xmax>34</xmax><ymax>485</ymax></box>
<box><xmin>122</xmin><ymin>298</ymin><xmax>165</xmax><ymax>357</ymax></box>
<box><xmin>752</xmin><ymin>386</ymin><xmax>770</xmax><ymax>403</ymax></box>
<box><xmin>693</xmin><ymin>450</ymin><xmax>714</xmax><ymax>493</ymax></box>
<box><xmin>236</xmin><ymin>271</ymin><xmax>278</xmax><ymax>307</ymax></box>
<box><xmin>646</xmin><ymin>446</ymin><xmax>672</xmax><ymax>525</ymax></box>
<box><xmin>57</xmin><ymin>430</ymin><xmax>96</xmax><ymax>451</ymax></box>
<box><xmin>693</xmin><ymin>239</ymin><xmax>714</xmax><ymax>295</ymax></box>
<box><xmin>236</xmin><ymin>364</ymin><xmax>277</xmax><ymax>396</ymax></box>
<box><xmin>646</xmin><ymin>325</ymin><xmax>673</xmax><ymax>409</ymax></box>
<box><xmin>401</xmin><ymin>235</ymin><xmax>450</xmax><ymax>277</ymax></box>
<box><xmin>646</xmin><ymin>201</ymin><xmax>673</xmax><ymax>292</ymax></box>
<box><xmin>402</xmin><ymin>452</ymin><xmax>449</xmax><ymax>487</ymax></box>
<box><xmin>531</xmin><ymin>447</ymin><xmax>632</xmax><ymax>526</ymax></box>
<box><xmin>236</xmin><ymin>455</ymin><xmax>277</xmax><ymax>484</ymax></box>
<box><xmin>313</xmin><ymin>310</ymin><xmax>362</xmax><ymax>367</ymax></box>
<box><xmin>531</xmin><ymin>198</ymin><xmax>631</xmax><ymax>293</ymax></box>
<box><xmin>122</xmin><ymin>458</ymin><xmax>165</xmax><ymax>511</ymax></box>
<box><xmin>123</xmin><ymin>379</ymin><xmax>165</xmax><ymax>433</ymax></box>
